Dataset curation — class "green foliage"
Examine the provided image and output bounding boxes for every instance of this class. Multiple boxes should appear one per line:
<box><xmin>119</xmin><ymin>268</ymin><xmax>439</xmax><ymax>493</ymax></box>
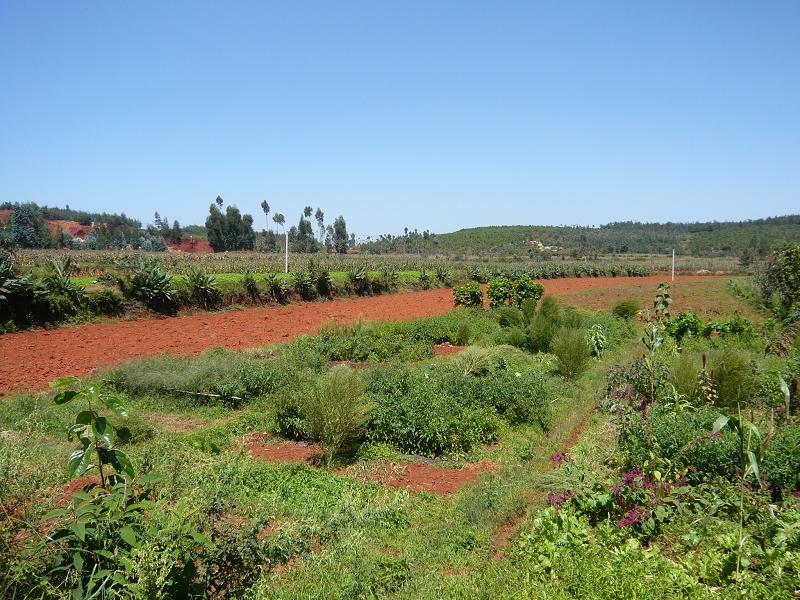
<box><xmin>487</xmin><ymin>276</ymin><xmax>513</xmax><ymax>308</ymax></box>
<box><xmin>121</xmin><ymin>259</ymin><xmax>178</xmax><ymax>314</ymax></box>
<box><xmin>495</xmin><ymin>305</ymin><xmax>525</xmax><ymax>328</ymax></box>
<box><xmin>292</xmin><ymin>269</ymin><xmax>316</xmax><ymax>300</ymax></box>
<box><xmin>512</xmin><ymin>277</ymin><xmax>544</xmax><ymax>308</ymax></box>
<box><xmin>708</xmin><ymin>348</ymin><xmax>757</xmax><ymax>408</ymax></box>
<box><xmin>665</xmin><ymin>311</ymin><xmax>703</xmax><ymax>342</ymax></box>
<box><xmin>347</xmin><ymin>265</ymin><xmax>370</xmax><ymax>295</ymax></box>
<box><xmin>586</xmin><ymin>323</ymin><xmax>608</xmax><ymax>358</ymax></box>
<box><xmin>613</xmin><ymin>299</ymin><xmax>642</xmax><ymax>319</ymax></box>
<box><xmin>187</xmin><ymin>268</ymin><xmax>220</xmax><ymax>309</ymax></box>
<box><xmin>552</xmin><ymin>328</ymin><xmax>591</xmax><ymax>378</ymax></box>
<box><xmin>453</xmin><ymin>281</ymin><xmax>483</xmax><ymax>308</ymax></box>
<box><xmin>758</xmin><ymin>242</ymin><xmax>800</xmax><ymax>314</ymax></box>
<box><xmin>50</xmin><ymin>376</ymin><xmax>134</xmax><ymax>485</ymax></box>
<box><xmin>205</xmin><ymin>202</ymin><xmax>256</xmax><ymax>252</ymax></box>
<box><xmin>300</xmin><ymin>367</ymin><xmax>373</xmax><ymax>464</ymax></box>
<box><xmin>761</xmin><ymin>425</ymin><xmax>800</xmax><ymax>492</ymax></box>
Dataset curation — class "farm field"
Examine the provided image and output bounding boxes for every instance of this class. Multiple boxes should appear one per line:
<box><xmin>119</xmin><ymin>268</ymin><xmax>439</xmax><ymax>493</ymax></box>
<box><xmin>0</xmin><ymin>275</ymin><xmax>736</xmax><ymax>397</ymax></box>
<box><xmin>1</xmin><ymin>268</ymin><xmax>799</xmax><ymax>598</ymax></box>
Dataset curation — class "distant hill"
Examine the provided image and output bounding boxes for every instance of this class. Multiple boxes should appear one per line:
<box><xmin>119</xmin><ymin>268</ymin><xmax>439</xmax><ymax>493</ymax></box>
<box><xmin>361</xmin><ymin>216</ymin><xmax>800</xmax><ymax>258</ymax></box>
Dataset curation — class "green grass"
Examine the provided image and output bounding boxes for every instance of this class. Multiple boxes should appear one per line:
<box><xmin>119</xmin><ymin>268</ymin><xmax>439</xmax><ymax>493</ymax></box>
<box><xmin>3</xmin><ymin>300</ymin><xmax>798</xmax><ymax>598</ymax></box>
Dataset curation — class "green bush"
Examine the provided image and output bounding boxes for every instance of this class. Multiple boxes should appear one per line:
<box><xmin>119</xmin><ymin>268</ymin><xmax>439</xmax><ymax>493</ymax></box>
<box><xmin>528</xmin><ymin>313</ymin><xmax>559</xmax><ymax>353</ymax></box>
<box><xmin>665</xmin><ymin>311</ymin><xmax>703</xmax><ymax>342</ymax></box>
<box><xmin>708</xmin><ymin>347</ymin><xmax>757</xmax><ymax>408</ymax></box>
<box><xmin>293</xmin><ymin>270</ymin><xmax>317</xmax><ymax>301</ymax></box>
<box><xmin>122</xmin><ymin>259</ymin><xmax>178</xmax><ymax>314</ymax></box>
<box><xmin>85</xmin><ymin>289</ymin><xmax>124</xmax><ymax>316</ymax></box>
<box><xmin>495</xmin><ymin>305</ymin><xmax>525</xmax><ymax>328</ymax></box>
<box><xmin>668</xmin><ymin>352</ymin><xmax>701</xmax><ymax>401</ymax></box>
<box><xmin>187</xmin><ymin>268</ymin><xmax>221</xmax><ymax>309</ymax></box>
<box><xmin>512</xmin><ymin>277</ymin><xmax>544</xmax><ymax>308</ymax></box>
<box><xmin>762</xmin><ymin>424</ymin><xmax>800</xmax><ymax>493</ymax></box>
<box><xmin>487</xmin><ymin>276</ymin><xmax>513</xmax><ymax>308</ymax></box>
<box><xmin>301</xmin><ymin>367</ymin><xmax>373</xmax><ymax>464</ymax></box>
<box><xmin>612</xmin><ymin>299</ymin><xmax>642</xmax><ymax>319</ymax></box>
<box><xmin>551</xmin><ymin>328</ymin><xmax>591</xmax><ymax>378</ymax></box>
<box><xmin>453</xmin><ymin>282</ymin><xmax>483</xmax><ymax>308</ymax></box>
<box><xmin>620</xmin><ymin>405</ymin><xmax>744</xmax><ymax>482</ymax></box>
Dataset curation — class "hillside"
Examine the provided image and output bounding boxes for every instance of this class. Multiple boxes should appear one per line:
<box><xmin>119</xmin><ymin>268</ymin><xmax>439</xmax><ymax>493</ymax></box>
<box><xmin>361</xmin><ymin>216</ymin><xmax>800</xmax><ymax>257</ymax></box>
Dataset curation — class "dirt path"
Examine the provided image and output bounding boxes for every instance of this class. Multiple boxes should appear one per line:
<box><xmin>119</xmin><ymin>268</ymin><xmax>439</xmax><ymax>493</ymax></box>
<box><xmin>0</xmin><ymin>274</ymin><xmax>720</xmax><ymax>396</ymax></box>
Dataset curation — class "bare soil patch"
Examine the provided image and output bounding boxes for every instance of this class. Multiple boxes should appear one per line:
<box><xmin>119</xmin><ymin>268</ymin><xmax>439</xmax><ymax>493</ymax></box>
<box><xmin>0</xmin><ymin>275</ymin><xmax>726</xmax><ymax>397</ymax></box>
<box><xmin>246</xmin><ymin>434</ymin><xmax>323</xmax><ymax>464</ymax></box>
<box><xmin>433</xmin><ymin>343</ymin><xmax>465</xmax><ymax>356</ymax></box>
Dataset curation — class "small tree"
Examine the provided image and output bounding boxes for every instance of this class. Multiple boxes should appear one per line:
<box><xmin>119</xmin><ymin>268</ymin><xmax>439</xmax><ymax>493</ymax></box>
<box><xmin>315</xmin><ymin>207</ymin><xmax>325</xmax><ymax>243</ymax></box>
<box><xmin>332</xmin><ymin>216</ymin><xmax>348</xmax><ymax>254</ymax></box>
<box><xmin>260</xmin><ymin>200</ymin><xmax>270</xmax><ymax>230</ymax></box>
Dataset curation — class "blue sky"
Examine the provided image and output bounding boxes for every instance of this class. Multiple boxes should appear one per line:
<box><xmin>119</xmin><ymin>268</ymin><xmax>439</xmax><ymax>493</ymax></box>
<box><xmin>1</xmin><ymin>1</ymin><xmax>798</xmax><ymax>237</ymax></box>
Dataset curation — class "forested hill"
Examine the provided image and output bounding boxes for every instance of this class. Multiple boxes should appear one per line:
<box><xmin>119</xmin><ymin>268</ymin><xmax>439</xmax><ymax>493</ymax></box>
<box><xmin>361</xmin><ymin>215</ymin><xmax>800</xmax><ymax>257</ymax></box>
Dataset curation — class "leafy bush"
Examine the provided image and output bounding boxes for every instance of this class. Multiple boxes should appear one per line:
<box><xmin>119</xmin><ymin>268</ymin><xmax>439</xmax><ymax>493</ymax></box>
<box><xmin>301</xmin><ymin>366</ymin><xmax>373</xmax><ymax>464</ymax></box>
<box><xmin>242</xmin><ymin>269</ymin><xmax>260</xmax><ymax>300</ymax></box>
<box><xmin>665</xmin><ymin>311</ymin><xmax>703</xmax><ymax>342</ymax></box>
<box><xmin>612</xmin><ymin>299</ymin><xmax>642</xmax><ymax>319</ymax></box>
<box><xmin>761</xmin><ymin>424</ymin><xmax>800</xmax><ymax>493</ymax></box>
<box><xmin>552</xmin><ymin>328</ymin><xmax>591</xmax><ymax>378</ymax></box>
<box><xmin>453</xmin><ymin>282</ymin><xmax>483</xmax><ymax>308</ymax></box>
<box><xmin>293</xmin><ymin>269</ymin><xmax>316</xmax><ymax>300</ymax></box>
<box><xmin>512</xmin><ymin>277</ymin><xmax>544</xmax><ymax>308</ymax></box>
<box><xmin>85</xmin><ymin>289</ymin><xmax>124</xmax><ymax>316</ymax></box>
<box><xmin>187</xmin><ymin>268</ymin><xmax>221</xmax><ymax>309</ymax></box>
<box><xmin>668</xmin><ymin>351</ymin><xmax>701</xmax><ymax>401</ymax></box>
<box><xmin>487</xmin><ymin>276</ymin><xmax>513</xmax><ymax>308</ymax></box>
<box><xmin>620</xmin><ymin>404</ymin><xmax>739</xmax><ymax>482</ymax></box>
<box><xmin>495</xmin><ymin>306</ymin><xmax>525</xmax><ymax>328</ymax></box>
<box><xmin>708</xmin><ymin>347</ymin><xmax>757</xmax><ymax>408</ymax></box>
<box><xmin>586</xmin><ymin>323</ymin><xmax>608</xmax><ymax>358</ymax></box>
<box><xmin>122</xmin><ymin>259</ymin><xmax>178</xmax><ymax>314</ymax></box>
<box><xmin>347</xmin><ymin>265</ymin><xmax>370</xmax><ymax>296</ymax></box>
<box><xmin>264</xmin><ymin>272</ymin><xmax>290</xmax><ymax>303</ymax></box>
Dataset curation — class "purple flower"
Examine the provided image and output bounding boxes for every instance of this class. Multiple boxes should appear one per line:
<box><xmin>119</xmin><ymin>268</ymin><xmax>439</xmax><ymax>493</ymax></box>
<box><xmin>615</xmin><ymin>509</ymin><xmax>643</xmax><ymax>528</ymax></box>
<box><xmin>550</xmin><ymin>452</ymin><xmax>573</xmax><ymax>465</ymax></box>
<box><xmin>547</xmin><ymin>490</ymin><xmax>573</xmax><ymax>509</ymax></box>
<box><xmin>640</xmin><ymin>396</ymin><xmax>648</xmax><ymax>421</ymax></box>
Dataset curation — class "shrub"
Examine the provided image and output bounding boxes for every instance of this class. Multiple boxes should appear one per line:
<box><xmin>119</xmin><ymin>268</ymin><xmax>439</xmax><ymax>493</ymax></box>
<box><xmin>528</xmin><ymin>313</ymin><xmax>559</xmax><ymax>353</ymax></box>
<box><xmin>85</xmin><ymin>289</ymin><xmax>124</xmax><ymax>316</ymax></box>
<box><xmin>418</xmin><ymin>269</ymin><xmax>431</xmax><ymax>289</ymax></box>
<box><xmin>487</xmin><ymin>276</ymin><xmax>513</xmax><ymax>308</ymax></box>
<box><xmin>762</xmin><ymin>424</ymin><xmax>800</xmax><ymax>493</ymax></box>
<box><xmin>187</xmin><ymin>268</ymin><xmax>221</xmax><ymax>309</ymax></box>
<box><xmin>668</xmin><ymin>352</ymin><xmax>701</xmax><ymax>401</ymax></box>
<box><xmin>242</xmin><ymin>269</ymin><xmax>260</xmax><ymax>300</ymax></box>
<box><xmin>512</xmin><ymin>277</ymin><xmax>544</xmax><ymax>308</ymax></box>
<box><xmin>302</xmin><ymin>367</ymin><xmax>373</xmax><ymax>464</ymax></box>
<box><xmin>665</xmin><ymin>311</ymin><xmax>703</xmax><ymax>342</ymax></box>
<box><xmin>612</xmin><ymin>299</ymin><xmax>642</xmax><ymax>319</ymax></box>
<box><xmin>347</xmin><ymin>265</ymin><xmax>370</xmax><ymax>296</ymax></box>
<box><xmin>552</xmin><ymin>328</ymin><xmax>591</xmax><ymax>378</ymax></box>
<box><xmin>495</xmin><ymin>306</ymin><xmax>525</xmax><ymax>328</ymax></box>
<box><xmin>293</xmin><ymin>270</ymin><xmax>316</xmax><ymax>301</ymax></box>
<box><xmin>434</xmin><ymin>266</ymin><xmax>452</xmax><ymax>285</ymax></box>
<box><xmin>264</xmin><ymin>272</ymin><xmax>290</xmax><ymax>303</ymax></box>
<box><xmin>453</xmin><ymin>282</ymin><xmax>483</xmax><ymax>308</ymax></box>
<box><xmin>123</xmin><ymin>260</ymin><xmax>178</xmax><ymax>314</ymax></box>
<box><xmin>708</xmin><ymin>348</ymin><xmax>757</xmax><ymax>408</ymax></box>
<box><xmin>520</xmin><ymin>297</ymin><xmax>537</xmax><ymax>323</ymax></box>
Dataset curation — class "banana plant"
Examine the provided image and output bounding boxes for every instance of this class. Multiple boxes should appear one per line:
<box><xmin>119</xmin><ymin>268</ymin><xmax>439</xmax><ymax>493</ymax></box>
<box><xmin>51</xmin><ymin>376</ymin><xmax>134</xmax><ymax>487</ymax></box>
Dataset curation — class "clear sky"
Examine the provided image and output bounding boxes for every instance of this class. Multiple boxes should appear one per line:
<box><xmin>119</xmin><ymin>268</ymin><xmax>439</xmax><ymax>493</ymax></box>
<box><xmin>1</xmin><ymin>1</ymin><xmax>798</xmax><ymax>237</ymax></box>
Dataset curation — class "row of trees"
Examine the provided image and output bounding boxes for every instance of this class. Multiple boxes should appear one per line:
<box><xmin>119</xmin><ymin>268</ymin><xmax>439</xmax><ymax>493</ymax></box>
<box><xmin>207</xmin><ymin>197</ymin><xmax>350</xmax><ymax>254</ymax></box>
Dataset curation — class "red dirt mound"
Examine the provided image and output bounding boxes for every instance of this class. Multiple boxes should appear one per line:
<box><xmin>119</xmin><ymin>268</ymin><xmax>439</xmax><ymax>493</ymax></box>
<box><xmin>434</xmin><ymin>343</ymin><xmax>465</xmax><ymax>356</ymax></box>
<box><xmin>168</xmin><ymin>238</ymin><xmax>213</xmax><ymax>253</ymax></box>
<box><xmin>246</xmin><ymin>434</ymin><xmax>322</xmax><ymax>463</ymax></box>
<box><xmin>45</xmin><ymin>219</ymin><xmax>92</xmax><ymax>240</ymax></box>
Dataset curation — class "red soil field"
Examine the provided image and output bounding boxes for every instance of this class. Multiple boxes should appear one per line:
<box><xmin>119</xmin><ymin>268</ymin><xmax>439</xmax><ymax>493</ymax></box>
<box><xmin>0</xmin><ymin>275</ymin><xmax>722</xmax><ymax>397</ymax></box>
<box><xmin>168</xmin><ymin>237</ymin><xmax>213</xmax><ymax>253</ymax></box>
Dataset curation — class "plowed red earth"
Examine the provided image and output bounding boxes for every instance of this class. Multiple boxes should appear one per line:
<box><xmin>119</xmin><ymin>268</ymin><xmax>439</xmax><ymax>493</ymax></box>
<box><xmin>0</xmin><ymin>275</ymin><xmax>720</xmax><ymax>397</ymax></box>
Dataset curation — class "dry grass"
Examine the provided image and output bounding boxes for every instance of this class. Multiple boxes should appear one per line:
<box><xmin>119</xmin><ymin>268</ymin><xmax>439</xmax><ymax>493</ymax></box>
<box><xmin>555</xmin><ymin>276</ymin><xmax>768</xmax><ymax>323</ymax></box>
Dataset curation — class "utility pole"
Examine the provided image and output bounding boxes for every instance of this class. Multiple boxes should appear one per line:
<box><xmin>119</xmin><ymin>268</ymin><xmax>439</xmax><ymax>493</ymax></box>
<box><xmin>285</xmin><ymin>229</ymin><xmax>289</xmax><ymax>274</ymax></box>
<box><xmin>671</xmin><ymin>248</ymin><xmax>675</xmax><ymax>282</ymax></box>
